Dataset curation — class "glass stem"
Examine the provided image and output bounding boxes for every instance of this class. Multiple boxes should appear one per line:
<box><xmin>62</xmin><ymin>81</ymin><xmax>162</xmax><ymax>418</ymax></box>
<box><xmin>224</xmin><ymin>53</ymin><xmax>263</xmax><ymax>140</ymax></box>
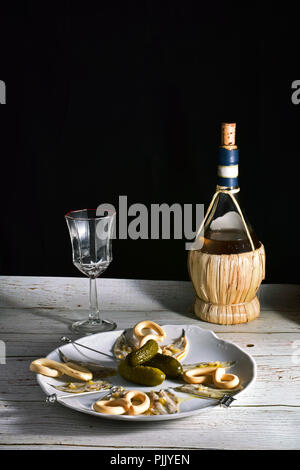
<box><xmin>89</xmin><ymin>277</ymin><xmax>101</xmax><ymax>323</ymax></box>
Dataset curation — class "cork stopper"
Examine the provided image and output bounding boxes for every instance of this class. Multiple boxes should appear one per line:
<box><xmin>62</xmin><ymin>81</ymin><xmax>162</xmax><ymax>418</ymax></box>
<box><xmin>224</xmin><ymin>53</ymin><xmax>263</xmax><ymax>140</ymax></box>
<box><xmin>220</xmin><ymin>122</ymin><xmax>237</xmax><ymax>149</ymax></box>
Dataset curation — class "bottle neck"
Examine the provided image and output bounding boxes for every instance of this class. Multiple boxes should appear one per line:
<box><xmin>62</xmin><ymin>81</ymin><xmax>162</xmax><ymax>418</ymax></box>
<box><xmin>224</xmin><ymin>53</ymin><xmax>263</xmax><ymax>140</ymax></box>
<box><xmin>217</xmin><ymin>147</ymin><xmax>239</xmax><ymax>190</ymax></box>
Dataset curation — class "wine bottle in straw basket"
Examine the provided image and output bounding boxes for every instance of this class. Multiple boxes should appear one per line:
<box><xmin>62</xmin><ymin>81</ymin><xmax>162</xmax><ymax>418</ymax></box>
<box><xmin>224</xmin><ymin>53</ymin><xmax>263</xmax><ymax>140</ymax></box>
<box><xmin>188</xmin><ymin>123</ymin><xmax>265</xmax><ymax>325</ymax></box>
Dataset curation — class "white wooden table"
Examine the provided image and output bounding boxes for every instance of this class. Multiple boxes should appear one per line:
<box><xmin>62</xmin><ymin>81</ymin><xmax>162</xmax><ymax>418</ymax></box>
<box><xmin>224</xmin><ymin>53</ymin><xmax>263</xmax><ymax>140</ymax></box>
<box><xmin>1</xmin><ymin>276</ymin><xmax>300</xmax><ymax>450</ymax></box>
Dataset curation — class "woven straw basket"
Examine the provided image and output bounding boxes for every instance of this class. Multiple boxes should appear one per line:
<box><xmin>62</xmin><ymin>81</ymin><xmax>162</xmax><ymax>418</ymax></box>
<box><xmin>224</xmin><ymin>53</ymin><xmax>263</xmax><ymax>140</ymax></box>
<box><xmin>188</xmin><ymin>243</ymin><xmax>266</xmax><ymax>325</ymax></box>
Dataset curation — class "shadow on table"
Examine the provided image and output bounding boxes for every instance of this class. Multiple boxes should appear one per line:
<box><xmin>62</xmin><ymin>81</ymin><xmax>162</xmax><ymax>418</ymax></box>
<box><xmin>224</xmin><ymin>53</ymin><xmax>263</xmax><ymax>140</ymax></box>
<box><xmin>259</xmin><ymin>284</ymin><xmax>300</xmax><ymax>326</ymax></box>
<box><xmin>1</xmin><ymin>279</ymin><xmax>197</xmax><ymax>328</ymax></box>
<box><xmin>133</xmin><ymin>280</ymin><xmax>195</xmax><ymax>319</ymax></box>
<box><xmin>5</xmin><ymin>390</ymin><xmax>199</xmax><ymax>441</ymax></box>
<box><xmin>1</xmin><ymin>293</ymin><xmax>95</xmax><ymax>333</ymax></box>
<box><xmin>4</xmin><ymin>356</ymin><xmax>198</xmax><ymax>443</ymax></box>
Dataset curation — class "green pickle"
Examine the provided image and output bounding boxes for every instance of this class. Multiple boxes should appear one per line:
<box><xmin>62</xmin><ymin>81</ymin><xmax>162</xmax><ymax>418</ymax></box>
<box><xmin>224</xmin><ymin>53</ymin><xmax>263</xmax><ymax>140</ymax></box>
<box><xmin>118</xmin><ymin>356</ymin><xmax>165</xmax><ymax>386</ymax></box>
<box><xmin>144</xmin><ymin>353</ymin><xmax>183</xmax><ymax>378</ymax></box>
<box><xmin>128</xmin><ymin>339</ymin><xmax>158</xmax><ymax>367</ymax></box>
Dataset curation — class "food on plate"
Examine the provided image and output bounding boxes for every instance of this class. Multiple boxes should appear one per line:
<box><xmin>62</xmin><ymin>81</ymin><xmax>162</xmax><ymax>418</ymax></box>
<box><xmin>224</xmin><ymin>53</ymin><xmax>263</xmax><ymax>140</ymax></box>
<box><xmin>113</xmin><ymin>321</ymin><xmax>188</xmax><ymax>362</ymax></box>
<box><xmin>93</xmin><ymin>389</ymin><xmax>150</xmax><ymax>416</ymax></box>
<box><xmin>113</xmin><ymin>331</ymin><xmax>135</xmax><ymax>360</ymax></box>
<box><xmin>182</xmin><ymin>364</ymin><xmax>239</xmax><ymax>389</ymax></box>
<box><xmin>124</xmin><ymin>390</ymin><xmax>151</xmax><ymax>415</ymax></box>
<box><xmin>52</xmin><ymin>379</ymin><xmax>112</xmax><ymax>394</ymax></box>
<box><xmin>160</xmin><ymin>329</ymin><xmax>188</xmax><ymax>361</ymax></box>
<box><xmin>133</xmin><ymin>320</ymin><xmax>166</xmax><ymax>348</ymax></box>
<box><xmin>126</xmin><ymin>338</ymin><xmax>183</xmax><ymax>378</ymax></box>
<box><xmin>118</xmin><ymin>338</ymin><xmax>182</xmax><ymax>385</ymax></box>
<box><xmin>58</xmin><ymin>349</ymin><xmax>116</xmax><ymax>378</ymax></box>
<box><xmin>183</xmin><ymin>366</ymin><xmax>218</xmax><ymax>384</ymax></box>
<box><xmin>92</xmin><ymin>387</ymin><xmax>179</xmax><ymax>416</ymax></box>
<box><xmin>118</xmin><ymin>355</ymin><xmax>166</xmax><ymax>386</ymax></box>
<box><xmin>213</xmin><ymin>367</ymin><xmax>240</xmax><ymax>389</ymax></box>
<box><xmin>175</xmin><ymin>383</ymin><xmax>238</xmax><ymax>399</ymax></box>
<box><xmin>29</xmin><ymin>358</ymin><xmax>93</xmax><ymax>381</ymax></box>
<box><xmin>182</xmin><ymin>361</ymin><xmax>234</xmax><ymax>372</ymax></box>
<box><xmin>146</xmin><ymin>389</ymin><xmax>180</xmax><ymax>415</ymax></box>
<box><xmin>116</xmin><ymin>322</ymin><xmax>240</xmax><ymax>389</ymax></box>
<box><xmin>143</xmin><ymin>353</ymin><xmax>183</xmax><ymax>379</ymax></box>
<box><xmin>32</xmin><ymin>320</ymin><xmax>242</xmax><ymax>417</ymax></box>
<box><xmin>102</xmin><ymin>386</ymin><xmax>126</xmax><ymax>399</ymax></box>
<box><xmin>128</xmin><ymin>339</ymin><xmax>159</xmax><ymax>367</ymax></box>
<box><xmin>93</xmin><ymin>397</ymin><xmax>130</xmax><ymax>415</ymax></box>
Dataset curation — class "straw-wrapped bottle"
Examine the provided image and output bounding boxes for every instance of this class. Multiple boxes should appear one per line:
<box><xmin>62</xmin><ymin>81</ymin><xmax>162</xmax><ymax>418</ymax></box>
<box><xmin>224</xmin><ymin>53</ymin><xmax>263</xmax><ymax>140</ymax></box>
<box><xmin>188</xmin><ymin>123</ymin><xmax>265</xmax><ymax>325</ymax></box>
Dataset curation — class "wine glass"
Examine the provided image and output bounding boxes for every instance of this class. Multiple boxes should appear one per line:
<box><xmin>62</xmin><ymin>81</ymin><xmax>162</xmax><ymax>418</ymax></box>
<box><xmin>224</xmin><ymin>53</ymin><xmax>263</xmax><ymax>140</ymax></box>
<box><xmin>65</xmin><ymin>208</ymin><xmax>117</xmax><ymax>334</ymax></box>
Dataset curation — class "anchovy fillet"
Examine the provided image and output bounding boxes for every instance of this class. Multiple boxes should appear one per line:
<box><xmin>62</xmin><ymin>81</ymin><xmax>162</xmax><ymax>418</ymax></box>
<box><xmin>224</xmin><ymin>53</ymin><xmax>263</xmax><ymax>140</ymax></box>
<box><xmin>113</xmin><ymin>329</ymin><xmax>188</xmax><ymax>362</ymax></box>
<box><xmin>182</xmin><ymin>361</ymin><xmax>235</xmax><ymax>372</ymax></box>
<box><xmin>58</xmin><ymin>349</ymin><xmax>116</xmax><ymax>378</ymax></box>
<box><xmin>147</xmin><ymin>389</ymin><xmax>180</xmax><ymax>415</ymax></box>
<box><xmin>113</xmin><ymin>332</ymin><xmax>134</xmax><ymax>360</ymax></box>
<box><xmin>161</xmin><ymin>329</ymin><xmax>187</xmax><ymax>360</ymax></box>
<box><xmin>175</xmin><ymin>383</ymin><xmax>239</xmax><ymax>399</ymax></box>
<box><xmin>53</xmin><ymin>379</ymin><xmax>112</xmax><ymax>394</ymax></box>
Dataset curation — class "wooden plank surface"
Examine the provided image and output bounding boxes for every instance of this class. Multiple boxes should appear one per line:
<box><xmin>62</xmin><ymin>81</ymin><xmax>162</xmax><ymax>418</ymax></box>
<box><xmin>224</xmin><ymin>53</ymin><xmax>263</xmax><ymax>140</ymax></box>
<box><xmin>0</xmin><ymin>277</ymin><xmax>300</xmax><ymax>450</ymax></box>
<box><xmin>1</xmin><ymin>276</ymin><xmax>300</xmax><ymax>312</ymax></box>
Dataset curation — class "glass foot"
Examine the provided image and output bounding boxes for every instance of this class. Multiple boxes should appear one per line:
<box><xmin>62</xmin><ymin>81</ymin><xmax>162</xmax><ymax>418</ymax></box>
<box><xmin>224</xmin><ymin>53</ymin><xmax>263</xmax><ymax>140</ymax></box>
<box><xmin>71</xmin><ymin>319</ymin><xmax>117</xmax><ymax>335</ymax></box>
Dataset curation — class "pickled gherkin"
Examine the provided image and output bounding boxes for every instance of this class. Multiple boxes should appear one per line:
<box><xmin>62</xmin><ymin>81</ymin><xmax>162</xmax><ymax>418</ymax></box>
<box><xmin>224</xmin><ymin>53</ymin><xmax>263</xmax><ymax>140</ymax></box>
<box><xmin>118</xmin><ymin>356</ymin><xmax>165</xmax><ymax>386</ymax></box>
<box><xmin>144</xmin><ymin>353</ymin><xmax>183</xmax><ymax>378</ymax></box>
<box><xmin>128</xmin><ymin>339</ymin><xmax>158</xmax><ymax>367</ymax></box>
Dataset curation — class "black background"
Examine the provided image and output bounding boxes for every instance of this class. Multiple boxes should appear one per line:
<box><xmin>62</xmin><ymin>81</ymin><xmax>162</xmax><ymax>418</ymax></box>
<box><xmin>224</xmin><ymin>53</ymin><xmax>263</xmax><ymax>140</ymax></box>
<box><xmin>1</xmin><ymin>2</ymin><xmax>300</xmax><ymax>283</ymax></box>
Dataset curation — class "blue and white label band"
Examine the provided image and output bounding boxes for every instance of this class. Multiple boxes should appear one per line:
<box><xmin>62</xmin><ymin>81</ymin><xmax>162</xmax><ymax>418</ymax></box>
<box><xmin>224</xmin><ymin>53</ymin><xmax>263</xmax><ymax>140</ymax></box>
<box><xmin>218</xmin><ymin>164</ymin><xmax>238</xmax><ymax>178</ymax></box>
<box><xmin>217</xmin><ymin>148</ymin><xmax>239</xmax><ymax>188</ymax></box>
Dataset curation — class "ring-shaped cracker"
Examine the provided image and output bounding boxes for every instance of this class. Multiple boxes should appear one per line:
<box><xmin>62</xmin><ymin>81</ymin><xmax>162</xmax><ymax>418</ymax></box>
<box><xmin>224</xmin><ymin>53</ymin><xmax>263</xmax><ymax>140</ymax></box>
<box><xmin>183</xmin><ymin>366</ymin><xmax>217</xmax><ymax>384</ymax></box>
<box><xmin>213</xmin><ymin>367</ymin><xmax>240</xmax><ymax>389</ymax></box>
<box><xmin>133</xmin><ymin>321</ymin><xmax>166</xmax><ymax>348</ymax></box>
<box><xmin>29</xmin><ymin>358</ymin><xmax>93</xmax><ymax>382</ymax></box>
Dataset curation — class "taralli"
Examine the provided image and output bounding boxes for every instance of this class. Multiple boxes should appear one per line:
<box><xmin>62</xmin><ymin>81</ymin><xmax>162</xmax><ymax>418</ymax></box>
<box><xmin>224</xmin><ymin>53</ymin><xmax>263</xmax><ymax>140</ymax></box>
<box><xmin>183</xmin><ymin>366</ymin><xmax>217</xmax><ymax>384</ymax></box>
<box><xmin>125</xmin><ymin>390</ymin><xmax>151</xmax><ymax>416</ymax></box>
<box><xmin>93</xmin><ymin>390</ymin><xmax>150</xmax><ymax>416</ymax></box>
<box><xmin>29</xmin><ymin>358</ymin><xmax>93</xmax><ymax>382</ymax></box>
<box><xmin>133</xmin><ymin>321</ymin><xmax>166</xmax><ymax>348</ymax></box>
<box><xmin>183</xmin><ymin>366</ymin><xmax>240</xmax><ymax>390</ymax></box>
<box><xmin>93</xmin><ymin>397</ymin><xmax>130</xmax><ymax>415</ymax></box>
<box><xmin>213</xmin><ymin>367</ymin><xmax>240</xmax><ymax>390</ymax></box>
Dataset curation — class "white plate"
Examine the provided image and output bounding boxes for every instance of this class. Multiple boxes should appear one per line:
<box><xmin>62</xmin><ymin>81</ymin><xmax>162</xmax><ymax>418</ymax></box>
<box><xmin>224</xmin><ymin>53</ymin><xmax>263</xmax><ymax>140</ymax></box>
<box><xmin>37</xmin><ymin>324</ymin><xmax>256</xmax><ymax>421</ymax></box>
